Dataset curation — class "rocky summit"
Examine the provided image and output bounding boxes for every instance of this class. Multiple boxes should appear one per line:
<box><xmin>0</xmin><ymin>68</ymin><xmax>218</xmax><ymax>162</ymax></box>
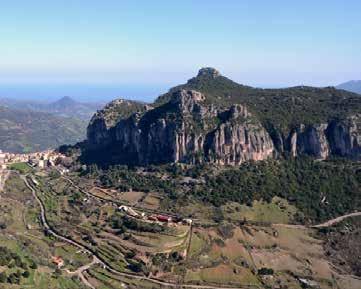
<box><xmin>196</xmin><ymin>67</ymin><xmax>221</xmax><ymax>78</ymax></box>
<box><xmin>85</xmin><ymin>68</ymin><xmax>361</xmax><ymax>166</ymax></box>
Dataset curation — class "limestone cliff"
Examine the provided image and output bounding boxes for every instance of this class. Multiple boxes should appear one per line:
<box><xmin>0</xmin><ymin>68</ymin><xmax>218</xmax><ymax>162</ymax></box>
<box><xmin>326</xmin><ymin>115</ymin><xmax>361</xmax><ymax>158</ymax></box>
<box><xmin>86</xmin><ymin>90</ymin><xmax>275</xmax><ymax>165</ymax></box>
<box><xmin>87</xmin><ymin>99</ymin><xmax>150</xmax><ymax>149</ymax></box>
<box><xmin>85</xmin><ymin>68</ymin><xmax>361</xmax><ymax>165</ymax></box>
<box><xmin>284</xmin><ymin>116</ymin><xmax>361</xmax><ymax>160</ymax></box>
<box><xmin>286</xmin><ymin>124</ymin><xmax>330</xmax><ymax>159</ymax></box>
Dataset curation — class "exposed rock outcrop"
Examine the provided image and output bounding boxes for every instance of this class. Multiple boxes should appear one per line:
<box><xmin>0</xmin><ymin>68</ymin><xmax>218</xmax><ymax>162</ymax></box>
<box><xmin>85</xmin><ymin>68</ymin><xmax>361</xmax><ymax>165</ymax></box>
<box><xmin>283</xmin><ymin>116</ymin><xmax>361</xmax><ymax>160</ymax></box>
<box><xmin>86</xmin><ymin>90</ymin><xmax>275</xmax><ymax>165</ymax></box>
<box><xmin>286</xmin><ymin>124</ymin><xmax>330</xmax><ymax>159</ymax></box>
<box><xmin>326</xmin><ymin>115</ymin><xmax>361</xmax><ymax>158</ymax></box>
<box><xmin>87</xmin><ymin>99</ymin><xmax>150</xmax><ymax>149</ymax></box>
<box><xmin>197</xmin><ymin>67</ymin><xmax>221</xmax><ymax>79</ymax></box>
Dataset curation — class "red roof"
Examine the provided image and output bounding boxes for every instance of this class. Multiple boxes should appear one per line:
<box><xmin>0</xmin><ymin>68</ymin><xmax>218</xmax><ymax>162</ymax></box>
<box><xmin>156</xmin><ymin>215</ymin><xmax>171</xmax><ymax>222</ymax></box>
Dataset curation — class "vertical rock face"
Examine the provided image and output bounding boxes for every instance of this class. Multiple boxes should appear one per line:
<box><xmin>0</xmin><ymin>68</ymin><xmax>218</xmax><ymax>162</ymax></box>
<box><xmin>87</xmin><ymin>117</ymin><xmax>113</xmax><ymax>148</ymax></box>
<box><xmin>86</xmin><ymin>89</ymin><xmax>275</xmax><ymax>165</ymax></box>
<box><xmin>86</xmin><ymin>93</ymin><xmax>361</xmax><ymax>165</ymax></box>
<box><xmin>87</xmin><ymin>99</ymin><xmax>150</xmax><ymax>149</ymax></box>
<box><xmin>204</xmin><ymin>105</ymin><xmax>274</xmax><ymax>165</ymax></box>
<box><xmin>287</xmin><ymin>124</ymin><xmax>330</xmax><ymax>159</ymax></box>
<box><xmin>284</xmin><ymin>116</ymin><xmax>361</xmax><ymax>160</ymax></box>
<box><xmin>85</xmin><ymin>67</ymin><xmax>361</xmax><ymax>165</ymax></box>
<box><xmin>326</xmin><ymin>116</ymin><xmax>361</xmax><ymax>159</ymax></box>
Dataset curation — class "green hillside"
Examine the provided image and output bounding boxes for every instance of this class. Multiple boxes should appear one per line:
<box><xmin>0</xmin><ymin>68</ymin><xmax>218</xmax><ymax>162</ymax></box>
<box><xmin>156</xmin><ymin>68</ymin><xmax>361</xmax><ymax>132</ymax></box>
<box><xmin>0</xmin><ymin>106</ymin><xmax>87</xmax><ymax>153</ymax></box>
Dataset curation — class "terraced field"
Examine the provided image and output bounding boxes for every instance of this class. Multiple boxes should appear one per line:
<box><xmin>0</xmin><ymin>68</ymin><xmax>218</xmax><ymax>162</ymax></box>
<box><xmin>2</xmin><ymin>169</ymin><xmax>361</xmax><ymax>289</ymax></box>
<box><xmin>0</xmin><ymin>172</ymin><xmax>87</xmax><ymax>288</ymax></box>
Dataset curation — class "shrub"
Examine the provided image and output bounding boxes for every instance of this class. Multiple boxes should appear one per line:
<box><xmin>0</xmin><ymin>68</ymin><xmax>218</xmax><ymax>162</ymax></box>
<box><xmin>258</xmin><ymin>267</ymin><xmax>274</xmax><ymax>275</ymax></box>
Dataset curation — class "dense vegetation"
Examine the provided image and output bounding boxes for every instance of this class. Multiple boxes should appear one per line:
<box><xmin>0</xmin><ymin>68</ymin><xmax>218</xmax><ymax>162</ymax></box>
<box><xmin>193</xmin><ymin>158</ymin><xmax>361</xmax><ymax>222</ymax></box>
<box><xmin>0</xmin><ymin>106</ymin><xmax>86</xmax><ymax>153</ymax></box>
<box><xmin>156</xmin><ymin>69</ymin><xmax>361</xmax><ymax>132</ymax></box>
<box><xmin>88</xmin><ymin>98</ymin><xmax>147</xmax><ymax>128</ymax></box>
<box><xmin>86</xmin><ymin>164</ymin><xmax>175</xmax><ymax>195</ymax></box>
<box><xmin>111</xmin><ymin>214</ymin><xmax>164</xmax><ymax>234</ymax></box>
<box><xmin>0</xmin><ymin>246</ymin><xmax>36</xmax><ymax>284</ymax></box>
<box><xmin>85</xmin><ymin>157</ymin><xmax>361</xmax><ymax>223</ymax></box>
<box><xmin>80</xmin><ymin>68</ymin><xmax>361</xmax><ymax>224</ymax></box>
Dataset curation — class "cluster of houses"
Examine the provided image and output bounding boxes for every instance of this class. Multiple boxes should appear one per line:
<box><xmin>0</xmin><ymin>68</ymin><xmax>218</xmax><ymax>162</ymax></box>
<box><xmin>118</xmin><ymin>205</ymin><xmax>193</xmax><ymax>226</ymax></box>
<box><xmin>0</xmin><ymin>149</ymin><xmax>66</xmax><ymax>169</ymax></box>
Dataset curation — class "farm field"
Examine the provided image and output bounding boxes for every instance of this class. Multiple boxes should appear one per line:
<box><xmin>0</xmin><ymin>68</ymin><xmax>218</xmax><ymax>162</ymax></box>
<box><xmin>1</xmin><ymin>169</ymin><xmax>361</xmax><ymax>289</ymax></box>
<box><xmin>0</xmin><ymin>172</ymin><xmax>87</xmax><ymax>289</ymax></box>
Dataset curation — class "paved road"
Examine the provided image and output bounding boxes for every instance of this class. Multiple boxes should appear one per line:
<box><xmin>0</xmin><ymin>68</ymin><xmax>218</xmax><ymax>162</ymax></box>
<box><xmin>22</xmin><ymin>175</ymin><xmax>100</xmax><ymax>255</ymax></box>
<box><xmin>25</xmin><ymin>173</ymin><xmax>361</xmax><ymax>288</ymax></box>
<box><xmin>22</xmin><ymin>174</ymin><xmax>260</xmax><ymax>289</ymax></box>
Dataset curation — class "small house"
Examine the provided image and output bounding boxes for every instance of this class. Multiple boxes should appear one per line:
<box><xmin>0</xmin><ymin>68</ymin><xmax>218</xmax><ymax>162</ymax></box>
<box><xmin>51</xmin><ymin>256</ymin><xmax>64</xmax><ymax>268</ymax></box>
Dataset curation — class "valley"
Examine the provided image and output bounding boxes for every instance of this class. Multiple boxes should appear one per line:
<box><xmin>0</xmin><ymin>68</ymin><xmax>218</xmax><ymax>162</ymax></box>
<box><xmin>0</xmin><ymin>106</ymin><xmax>87</xmax><ymax>153</ymax></box>
<box><xmin>0</xmin><ymin>155</ymin><xmax>361</xmax><ymax>289</ymax></box>
<box><xmin>2</xmin><ymin>67</ymin><xmax>360</xmax><ymax>288</ymax></box>
<box><xmin>2</xmin><ymin>1</ymin><xmax>361</xmax><ymax>288</ymax></box>
<box><xmin>0</xmin><ymin>96</ymin><xmax>103</xmax><ymax>153</ymax></box>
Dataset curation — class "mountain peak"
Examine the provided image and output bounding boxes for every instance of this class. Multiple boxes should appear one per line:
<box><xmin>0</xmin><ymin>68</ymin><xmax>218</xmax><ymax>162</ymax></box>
<box><xmin>56</xmin><ymin>96</ymin><xmax>76</xmax><ymax>104</ymax></box>
<box><xmin>197</xmin><ymin>67</ymin><xmax>221</xmax><ymax>78</ymax></box>
<box><xmin>48</xmin><ymin>96</ymin><xmax>79</xmax><ymax>111</ymax></box>
<box><xmin>51</xmin><ymin>96</ymin><xmax>78</xmax><ymax>108</ymax></box>
<box><xmin>337</xmin><ymin>80</ymin><xmax>361</xmax><ymax>94</ymax></box>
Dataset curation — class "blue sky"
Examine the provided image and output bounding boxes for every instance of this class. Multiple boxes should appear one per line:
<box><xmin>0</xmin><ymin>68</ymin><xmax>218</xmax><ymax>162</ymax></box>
<box><xmin>0</xmin><ymin>0</ymin><xmax>360</xmax><ymax>100</ymax></box>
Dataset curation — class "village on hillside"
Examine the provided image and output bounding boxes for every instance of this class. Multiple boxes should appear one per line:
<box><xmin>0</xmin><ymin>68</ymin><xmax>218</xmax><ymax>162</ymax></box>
<box><xmin>0</xmin><ymin>149</ymin><xmax>67</xmax><ymax>170</ymax></box>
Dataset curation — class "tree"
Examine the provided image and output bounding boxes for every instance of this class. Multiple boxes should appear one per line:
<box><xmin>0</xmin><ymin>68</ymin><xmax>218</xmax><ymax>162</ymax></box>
<box><xmin>53</xmin><ymin>268</ymin><xmax>62</xmax><ymax>278</ymax></box>
<box><xmin>0</xmin><ymin>272</ymin><xmax>7</xmax><ymax>283</ymax></box>
<box><xmin>258</xmin><ymin>267</ymin><xmax>274</xmax><ymax>275</ymax></box>
<box><xmin>20</xmin><ymin>262</ymin><xmax>28</xmax><ymax>270</ymax></box>
<box><xmin>7</xmin><ymin>273</ymin><xmax>19</xmax><ymax>284</ymax></box>
<box><xmin>29</xmin><ymin>261</ymin><xmax>37</xmax><ymax>270</ymax></box>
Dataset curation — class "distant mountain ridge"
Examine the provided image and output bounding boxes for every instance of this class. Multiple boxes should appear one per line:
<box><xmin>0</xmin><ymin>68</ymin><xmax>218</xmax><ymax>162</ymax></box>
<box><xmin>337</xmin><ymin>80</ymin><xmax>361</xmax><ymax>94</ymax></box>
<box><xmin>0</xmin><ymin>105</ymin><xmax>87</xmax><ymax>153</ymax></box>
<box><xmin>0</xmin><ymin>96</ymin><xmax>103</xmax><ymax>120</ymax></box>
<box><xmin>50</xmin><ymin>96</ymin><xmax>79</xmax><ymax>109</ymax></box>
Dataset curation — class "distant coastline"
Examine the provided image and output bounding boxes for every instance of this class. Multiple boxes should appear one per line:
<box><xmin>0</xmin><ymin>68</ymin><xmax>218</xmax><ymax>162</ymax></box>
<box><xmin>0</xmin><ymin>83</ymin><xmax>168</xmax><ymax>103</ymax></box>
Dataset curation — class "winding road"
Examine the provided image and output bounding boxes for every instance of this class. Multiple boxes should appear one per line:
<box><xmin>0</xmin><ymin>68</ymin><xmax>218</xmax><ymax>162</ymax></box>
<box><xmin>21</xmin><ymin>173</ymin><xmax>361</xmax><ymax>289</ymax></box>
<box><xmin>21</xmin><ymin>174</ymin><xmax>261</xmax><ymax>289</ymax></box>
<box><xmin>60</xmin><ymin>175</ymin><xmax>181</xmax><ymax>219</ymax></box>
<box><xmin>62</xmin><ymin>174</ymin><xmax>361</xmax><ymax>230</ymax></box>
<box><xmin>66</xmin><ymin>256</ymin><xmax>100</xmax><ymax>289</ymax></box>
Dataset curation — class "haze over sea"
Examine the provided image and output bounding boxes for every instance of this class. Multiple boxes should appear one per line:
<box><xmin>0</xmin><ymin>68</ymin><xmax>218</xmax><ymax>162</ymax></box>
<box><xmin>0</xmin><ymin>83</ymin><xmax>169</xmax><ymax>103</ymax></box>
<box><xmin>1</xmin><ymin>1</ymin><xmax>360</xmax><ymax>103</ymax></box>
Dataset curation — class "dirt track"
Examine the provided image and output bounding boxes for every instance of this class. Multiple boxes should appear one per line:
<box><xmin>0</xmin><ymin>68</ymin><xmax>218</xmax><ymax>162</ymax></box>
<box><xmin>22</xmin><ymin>174</ymin><xmax>261</xmax><ymax>289</ymax></box>
<box><xmin>21</xmin><ymin>172</ymin><xmax>361</xmax><ymax>289</ymax></box>
<box><xmin>311</xmin><ymin>212</ymin><xmax>361</xmax><ymax>228</ymax></box>
<box><xmin>0</xmin><ymin>169</ymin><xmax>10</xmax><ymax>192</ymax></box>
